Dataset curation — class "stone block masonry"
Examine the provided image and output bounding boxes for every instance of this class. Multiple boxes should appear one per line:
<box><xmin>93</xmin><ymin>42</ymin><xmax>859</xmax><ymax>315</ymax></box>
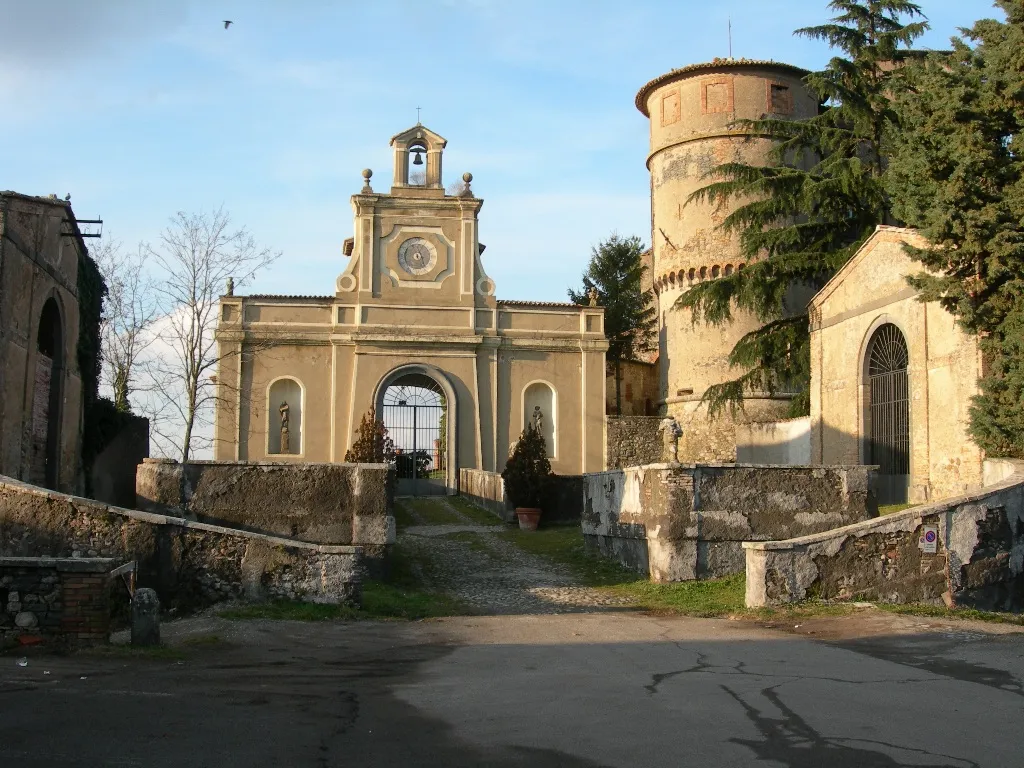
<box><xmin>744</xmin><ymin>462</ymin><xmax>1024</xmax><ymax>609</ymax></box>
<box><xmin>0</xmin><ymin>474</ymin><xmax>364</xmax><ymax>614</ymax></box>
<box><xmin>606</xmin><ymin>417</ymin><xmax>664</xmax><ymax>469</ymax></box>
<box><xmin>1</xmin><ymin>556</ymin><xmax>115</xmax><ymax>648</ymax></box>
<box><xmin>582</xmin><ymin>463</ymin><xmax>876</xmax><ymax>581</ymax></box>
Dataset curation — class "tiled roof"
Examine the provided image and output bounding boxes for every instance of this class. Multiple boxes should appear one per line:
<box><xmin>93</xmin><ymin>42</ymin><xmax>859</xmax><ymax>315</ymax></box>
<box><xmin>635</xmin><ymin>58</ymin><xmax>810</xmax><ymax>115</ymax></box>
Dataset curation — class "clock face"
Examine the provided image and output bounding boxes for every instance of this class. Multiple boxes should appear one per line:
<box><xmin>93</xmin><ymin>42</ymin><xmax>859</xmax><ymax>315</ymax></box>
<box><xmin>397</xmin><ymin>237</ymin><xmax>437</xmax><ymax>276</ymax></box>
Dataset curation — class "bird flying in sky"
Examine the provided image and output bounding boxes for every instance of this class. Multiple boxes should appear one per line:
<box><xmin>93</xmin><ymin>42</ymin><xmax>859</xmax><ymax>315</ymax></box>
<box><xmin>223</xmin><ymin>20</ymin><xmax>233</xmax><ymax>29</ymax></box>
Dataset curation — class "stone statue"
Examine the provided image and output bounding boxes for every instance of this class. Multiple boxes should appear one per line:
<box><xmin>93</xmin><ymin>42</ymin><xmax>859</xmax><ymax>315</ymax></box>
<box><xmin>279</xmin><ymin>401</ymin><xmax>290</xmax><ymax>453</ymax></box>
<box><xmin>660</xmin><ymin>416</ymin><xmax>682</xmax><ymax>463</ymax></box>
<box><xmin>225</xmin><ymin>277</ymin><xmax>234</xmax><ymax>296</ymax></box>
<box><xmin>587</xmin><ymin>286</ymin><xmax>599</xmax><ymax>307</ymax></box>
<box><xmin>532</xmin><ymin>405</ymin><xmax>544</xmax><ymax>433</ymax></box>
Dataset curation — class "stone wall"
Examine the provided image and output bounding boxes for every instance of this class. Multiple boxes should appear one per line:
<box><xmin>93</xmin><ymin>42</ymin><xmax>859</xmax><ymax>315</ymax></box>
<box><xmin>744</xmin><ymin>464</ymin><xmax>1024</xmax><ymax>610</ymax></box>
<box><xmin>735</xmin><ymin>417</ymin><xmax>811</xmax><ymax>465</ymax></box>
<box><xmin>583</xmin><ymin>463</ymin><xmax>876</xmax><ymax>581</ymax></box>
<box><xmin>0</xmin><ymin>474</ymin><xmax>363</xmax><ymax>611</ymax></box>
<box><xmin>1</xmin><ymin>556</ymin><xmax>115</xmax><ymax>648</ymax></box>
<box><xmin>606</xmin><ymin>416</ymin><xmax>664</xmax><ymax>469</ymax></box>
<box><xmin>135</xmin><ymin>459</ymin><xmax>394</xmax><ymax>554</ymax></box>
<box><xmin>459</xmin><ymin>468</ymin><xmax>585</xmax><ymax>525</ymax></box>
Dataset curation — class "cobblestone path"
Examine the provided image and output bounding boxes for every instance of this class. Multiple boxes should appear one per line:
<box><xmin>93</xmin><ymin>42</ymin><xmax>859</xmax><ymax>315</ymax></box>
<box><xmin>396</xmin><ymin>497</ymin><xmax>636</xmax><ymax>615</ymax></box>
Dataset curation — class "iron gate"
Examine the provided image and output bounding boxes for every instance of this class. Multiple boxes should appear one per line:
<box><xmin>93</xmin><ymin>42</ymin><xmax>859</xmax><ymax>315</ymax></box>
<box><xmin>867</xmin><ymin>324</ymin><xmax>910</xmax><ymax>505</ymax></box>
<box><xmin>382</xmin><ymin>376</ymin><xmax>448</xmax><ymax>496</ymax></box>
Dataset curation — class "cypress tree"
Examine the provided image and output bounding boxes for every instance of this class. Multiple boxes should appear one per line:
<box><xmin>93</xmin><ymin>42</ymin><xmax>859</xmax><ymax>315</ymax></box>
<box><xmin>887</xmin><ymin>1</ymin><xmax>1024</xmax><ymax>456</ymax></box>
<box><xmin>568</xmin><ymin>233</ymin><xmax>656</xmax><ymax>415</ymax></box>
<box><xmin>677</xmin><ymin>1</ymin><xmax>928</xmax><ymax>416</ymax></box>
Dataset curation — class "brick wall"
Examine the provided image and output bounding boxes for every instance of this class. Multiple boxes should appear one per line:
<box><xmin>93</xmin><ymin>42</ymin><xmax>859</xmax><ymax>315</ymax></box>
<box><xmin>1</xmin><ymin>557</ymin><xmax>114</xmax><ymax>648</ymax></box>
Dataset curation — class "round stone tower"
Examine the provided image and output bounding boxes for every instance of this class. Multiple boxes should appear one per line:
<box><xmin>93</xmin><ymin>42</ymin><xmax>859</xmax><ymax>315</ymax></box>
<box><xmin>636</xmin><ymin>59</ymin><xmax>818</xmax><ymax>461</ymax></box>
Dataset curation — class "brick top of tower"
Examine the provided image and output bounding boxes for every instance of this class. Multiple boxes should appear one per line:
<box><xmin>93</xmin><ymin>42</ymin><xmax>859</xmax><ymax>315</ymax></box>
<box><xmin>635</xmin><ymin>58</ymin><xmax>810</xmax><ymax>117</ymax></box>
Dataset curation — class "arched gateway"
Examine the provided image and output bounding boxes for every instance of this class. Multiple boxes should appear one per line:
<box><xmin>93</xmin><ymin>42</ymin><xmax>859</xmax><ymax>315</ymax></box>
<box><xmin>214</xmin><ymin>125</ymin><xmax>609</xmax><ymax>491</ymax></box>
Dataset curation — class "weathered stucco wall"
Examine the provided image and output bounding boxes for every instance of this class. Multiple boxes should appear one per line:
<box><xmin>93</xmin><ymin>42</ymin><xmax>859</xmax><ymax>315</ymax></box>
<box><xmin>583</xmin><ymin>463</ymin><xmax>876</xmax><ymax>582</ymax></box>
<box><xmin>606</xmin><ymin>360</ymin><xmax>659</xmax><ymax>416</ymax></box>
<box><xmin>0</xmin><ymin>475</ymin><xmax>363</xmax><ymax>610</ymax></box>
<box><xmin>135</xmin><ymin>459</ymin><xmax>394</xmax><ymax>555</ymax></box>
<box><xmin>744</xmin><ymin>464</ymin><xmax>1024</xmax><ymax>610</ymax></box>
<box><xmin>606</xmin><ymin>416</ymin><xmax>664</xmax><ymax>469</ymax></box>
<box><xmin>809</xmin><ymin>227</ymin><xmax>985</xmax><ymax>503</ymax></box>
<box><xmin>459</xmin><ymin>468</ymin><xmax>585</xmax><ymax>525</ymax></box>
<box><xmin>736</xmin><ymin>417</ymin><xmax>811</xmax><ymax>465</ymax></box>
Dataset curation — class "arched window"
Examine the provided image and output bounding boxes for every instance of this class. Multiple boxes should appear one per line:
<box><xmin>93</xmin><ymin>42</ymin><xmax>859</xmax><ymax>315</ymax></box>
<box><xmin>523</xmin><ymin>382</ymin><xmax>556</xmax><ymax>458</ymax></box>
<box><xmin>268</xmin><ymin>378</ymin><xmax>303</xmax><ymax>455</ymax></box>
<box><xmin>407</xmin><ymin>141</ymin><xmax>427</xmax><ymax>185</ymax></box>
<box><xmin>865</xmin><ymin>323</ymin><xmax>910</xmax><ymax>504</ymax></box>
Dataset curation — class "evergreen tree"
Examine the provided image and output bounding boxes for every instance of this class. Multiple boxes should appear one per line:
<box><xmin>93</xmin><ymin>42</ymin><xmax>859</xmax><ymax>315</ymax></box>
<box><xmin>887</xmin><ymin>1</ymin><xmax>1024</xmax><ymax>456</ymax></box>
<box><xmin>568</xmin><ymin>233</ymin><xmax>656</xmax><ymax>415</ymax></box>
<box><xmin>677</xmin><ymin>0</ymin><xmax>927</xmax><ymax>416</ymax></box>
<box><xmin>345</xmin><ymin>407</ymin><xmax>396</xmax><ymax>463</ymax></box>
<box><xmin>501</xmin><ymin>426</ymin><xmax>552</xmax><ymax>509</ymax></box>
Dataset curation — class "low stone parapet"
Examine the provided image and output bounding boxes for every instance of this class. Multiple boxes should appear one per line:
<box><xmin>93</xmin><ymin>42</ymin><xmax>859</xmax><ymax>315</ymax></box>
<box><xmin>744</xmin><ymin>469</ymin><xmax>1024</xmax><ymax>609</ymax></box>
<box><xmin>583</xmin><ymin>463</ymin><xmax>876</xmax><ymax>581</ymax></box>
<box><xmin>459</xmin><ymin>469</ymin><xmax>585</xmax><ymax>524</ymax></box>
<box><xmin>0</xmin><ymin>475</ymin><xmax>363</xmax><ymax>613</ymax></box>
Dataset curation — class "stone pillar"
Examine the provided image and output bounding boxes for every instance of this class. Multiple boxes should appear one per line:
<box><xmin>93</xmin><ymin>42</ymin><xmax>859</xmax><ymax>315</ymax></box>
<box><xmin>131</xmin><ymin>588</ymin><xmax>161</xmax><ymax>646</ymax></box>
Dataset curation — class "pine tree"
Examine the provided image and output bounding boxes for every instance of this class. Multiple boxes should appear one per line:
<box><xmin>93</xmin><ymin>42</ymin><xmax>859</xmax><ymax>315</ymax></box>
<box><xmin>677</xmin><ymin>0</ymin><xmax>928</xmax><ymax>416</ymax></box>
<box><xmin>568</xmin><ymin>233</ymin><xmax>656</xmax><ymax>415</ymax></box>
<box><xmin>887</xmin><ymin>1</ymin><xmax>1024</xmax><ymax>456</ymax></box>
<box><xmin>344</xmin><ymin>407</ymin><xmax>396</xmax><ymax>463</ymax></box>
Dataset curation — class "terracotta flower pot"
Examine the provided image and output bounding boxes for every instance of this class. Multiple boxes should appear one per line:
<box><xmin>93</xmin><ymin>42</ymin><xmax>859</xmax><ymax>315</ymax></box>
<box><xmin>515</xmin><ymin>507</ymin><xmax>541</xmax><ymax>531</ymax></box>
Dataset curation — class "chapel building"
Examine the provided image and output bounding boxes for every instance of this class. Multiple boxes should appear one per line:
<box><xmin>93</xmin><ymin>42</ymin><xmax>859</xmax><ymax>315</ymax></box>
<box><xmin>214</xmin><ymin>125</ymin><xmax>608</xmax><ymax>494</ymax></box>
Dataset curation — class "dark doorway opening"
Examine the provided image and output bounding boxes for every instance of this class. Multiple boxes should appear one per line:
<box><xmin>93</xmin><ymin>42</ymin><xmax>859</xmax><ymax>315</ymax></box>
<box><xmin>33</xmin><ymin>298</ymin><xmax>64</xmax><ymax>489</ymax></box>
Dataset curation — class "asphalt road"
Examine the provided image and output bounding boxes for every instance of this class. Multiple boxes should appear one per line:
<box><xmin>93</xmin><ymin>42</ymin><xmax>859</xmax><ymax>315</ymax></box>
<box><xmin>1</xmin><ymin>611</ymin><xmax>1022</xmax><ymax>767</ymax></box>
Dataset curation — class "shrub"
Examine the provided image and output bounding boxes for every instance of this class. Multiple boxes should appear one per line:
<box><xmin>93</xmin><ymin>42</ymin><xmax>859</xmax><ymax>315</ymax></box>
<box><xmin>501</xmin><ymin>426</ymin><xmax>551</xmax><ymax>508</ymax></box>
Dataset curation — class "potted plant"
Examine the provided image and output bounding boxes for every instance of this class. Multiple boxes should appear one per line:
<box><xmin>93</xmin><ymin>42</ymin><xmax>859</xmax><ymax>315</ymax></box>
<box><xmin>501</xmin><ymin>425</ymin><xmax>551</xmax><ymax>531</ymax></box>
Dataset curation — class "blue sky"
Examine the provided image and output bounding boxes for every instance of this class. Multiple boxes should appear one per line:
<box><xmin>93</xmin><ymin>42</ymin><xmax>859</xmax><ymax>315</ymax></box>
<box><xmin>1</xmin><ymin>0</ymin><xmax>1003</xmax><ymax>302</ymax></box>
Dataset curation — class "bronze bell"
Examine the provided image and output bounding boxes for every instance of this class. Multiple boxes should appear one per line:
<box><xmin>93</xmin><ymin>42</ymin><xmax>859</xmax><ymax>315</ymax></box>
<box><xmin>412</xmin><ymin>148</ymin><xmax>424</xmax><ymax>166</ymax></box>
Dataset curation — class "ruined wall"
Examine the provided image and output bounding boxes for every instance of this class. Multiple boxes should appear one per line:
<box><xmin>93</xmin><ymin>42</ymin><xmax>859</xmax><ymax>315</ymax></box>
<box><xmin>0</xmin><ymin>475</ymin><xmax>363</xmax><ymax>611</ymax></box>
<box><xmin>1</xmin><ymin>557</ymin><xmax>114</xmax><ymax>648</ymax></box>
<box><xmin>135</xmin><ymin>459</ymin><xmax>394</xmax><ymax>553</ymax></box>
<box><xmin>744</xmin><ymin>464</ymin><xmax>1024</xmax><ymax>610</ymax></box>
<box><xmin>606</xmin><ymin>416</ymin><xmax>664</xmax><ymax>468</ymax></box>
<box><xmin>736</xmin><ymin>417</ymin><xmax>811</xmax><ymax>465</ymax></box>
<box><xmin>583</xmin><ymin>463</ymin><xmax>876</xmax><ymax>582</ymax></box>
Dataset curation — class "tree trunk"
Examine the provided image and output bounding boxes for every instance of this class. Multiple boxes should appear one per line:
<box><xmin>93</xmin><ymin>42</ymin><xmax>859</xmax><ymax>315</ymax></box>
<box><xmin>614</xmin><ymin>358</ymin><xmax>622</xmax><ymax>416</ymax></box>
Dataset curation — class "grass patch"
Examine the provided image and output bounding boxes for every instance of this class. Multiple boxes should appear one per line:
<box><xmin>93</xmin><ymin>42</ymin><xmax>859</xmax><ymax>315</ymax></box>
<box><xmin>448</xmin><ymin>495</ymin><xmax>504</xmax><ymax>526</ymax></box>
<box><xmin>398</xmin><ymin>498</ymin><xmax>465</xmax><ymax>526</ymax></box>
<box><xmin>607</xmin><ymin>575</ymin><xmax>747</xmax><ymax>616</ymax></box>
<box><xmin>876</xmin><ymin>603</ymin><xmax>1024</xmax><ymax>626</ymax></box>
<box><xmin>393</xmin><ymin>499</ymin><xmax>418</xmax><ymax>528</ymax></box>
<box><xmin>498</xmin><ymin>526</ymin><xmax>643</xmax><ymax>587</ymax></box>
<box><xmin>443</xmin><ymin>530</ymin><xmax>497</xmax><ymax>555</ymax></box>
<box><xmin>879</xmin><ymin>503</ymin><xmax>919</xmax><ymax>515</ymax></box>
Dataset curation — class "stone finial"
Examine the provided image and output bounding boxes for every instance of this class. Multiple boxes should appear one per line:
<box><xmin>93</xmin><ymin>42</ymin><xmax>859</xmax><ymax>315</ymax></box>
<box><xmin>361</xmin><ymin>168</ymin><xmax>373</xmax><ymax>194</ymax></box>
<box><xmin>225</xmin><ymin>277</ymin><xmax>234</xmax><ymax>296</ymax></box>
<box><xmin>460</xmin><ymin>172</ymin><xmax>473</xmax><ymax>197</ymax></box>
<box><xmin>131</xmin><ymin>588</ymin><xmax>161</xmax><ymax>647</ymax></box>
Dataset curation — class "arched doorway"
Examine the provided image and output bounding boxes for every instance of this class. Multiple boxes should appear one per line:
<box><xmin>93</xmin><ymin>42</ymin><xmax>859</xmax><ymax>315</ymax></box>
<box><xmin>865</xmin><ymin>323</ymin><xmax>910</xmax><ymax>505</ymax></box>
<box><xmin>33</xmin><ymin>298</ymin><xmax>64</xmax><ymax>489</ymax></box>
<box><xmin>379</xmin><ymin>370</ymin><xmax>452</xmax><ymax>496</ymax></box>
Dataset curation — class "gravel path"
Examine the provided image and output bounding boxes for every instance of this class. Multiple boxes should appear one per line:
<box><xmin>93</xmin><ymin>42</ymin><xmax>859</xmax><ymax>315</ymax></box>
<box><xmin>396</xmin><ymin>497</ymin><xmax>636</xmax><ymax>615</ymax></box>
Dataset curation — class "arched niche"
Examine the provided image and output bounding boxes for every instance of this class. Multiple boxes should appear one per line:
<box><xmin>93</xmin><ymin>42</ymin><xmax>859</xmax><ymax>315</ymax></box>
<box><xmin>861</xmin><ymin>321</ymin><xmax>910</xmax><ymax>504</ymax></box>
<box><xmin>34</xmin><ymin>297</ymin><xmax>64</xmax><ymax>489</ymax></box>
<box><xmin>267</xmin><ymin>377</ymin><xmax>303</xmax><ymax>456</ymax></box>
<box><xmin>522</xmin><ymin>381</ymin><xmax>557</xmax><ymax>458</ymax></box>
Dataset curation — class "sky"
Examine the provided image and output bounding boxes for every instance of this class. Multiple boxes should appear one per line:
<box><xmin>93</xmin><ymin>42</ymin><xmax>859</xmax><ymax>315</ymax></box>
<box><xmin>0</xmin><ymin>0</ymin><xmax>1004</xmax><ymax>303</ymax></box>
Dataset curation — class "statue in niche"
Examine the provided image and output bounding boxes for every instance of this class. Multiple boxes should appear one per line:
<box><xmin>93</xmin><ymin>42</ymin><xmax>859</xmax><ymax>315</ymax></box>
<box><xmin>532</xmin><ymin>405</ymin><xmax>544</xmax><ymax>434</ymax></box>
<box><xmin>660</xmin><ymin>416</ymin><xmax>682</xmax><ymax>463</ymax></box>
<box><xmin>279</xmin><ymin>401</ymin><xmax>290</xmax><ymax>453</ymax></box>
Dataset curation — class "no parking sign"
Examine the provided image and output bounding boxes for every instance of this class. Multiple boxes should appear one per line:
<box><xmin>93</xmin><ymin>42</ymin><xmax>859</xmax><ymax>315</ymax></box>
<box><xmin>920</xmin><ymin>525</ymin><xmax>939</xmax><ymax>554</ymax></box>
